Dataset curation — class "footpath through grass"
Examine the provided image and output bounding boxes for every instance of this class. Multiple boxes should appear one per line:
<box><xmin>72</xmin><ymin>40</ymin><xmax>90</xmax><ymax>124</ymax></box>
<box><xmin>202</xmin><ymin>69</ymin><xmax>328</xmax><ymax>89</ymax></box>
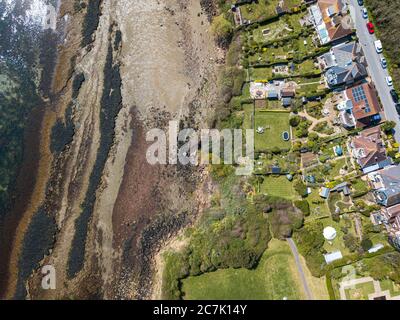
<box><xmin>181</xmin><ymin>240</ymin><xmax>304</xmax><ymax>300</ymax></box>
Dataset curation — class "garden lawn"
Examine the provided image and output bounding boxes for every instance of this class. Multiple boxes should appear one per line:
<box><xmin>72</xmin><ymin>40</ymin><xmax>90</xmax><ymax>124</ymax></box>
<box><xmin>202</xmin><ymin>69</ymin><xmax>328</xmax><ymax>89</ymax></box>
<box><xmin>260</xmin><ymin>176</ymin><xmax>296</xmax><ymax>200</ymax></box>
<box><xmin>254</xmin><ymin>111</ymin><xmax>291</xmax><ymax>151</ymax></box>
<box><xmin>306</xmin><ymin>189</ymin><xmax>330</xmax><ymax>218</ymax></box>
<box><xmin>345</xmin><ymin>281</ymin><xmax>375</xmax><ymax>300</ymax></box>
<box><xmin>181</xmin><ymin>240</ymin><xmax>305</xmax><ymax>300</ymax></box>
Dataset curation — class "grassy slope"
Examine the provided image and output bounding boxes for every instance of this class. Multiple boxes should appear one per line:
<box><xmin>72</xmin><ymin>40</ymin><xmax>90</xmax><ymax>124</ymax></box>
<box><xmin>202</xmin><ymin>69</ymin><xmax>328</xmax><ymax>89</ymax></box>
<box><xmin>181</xmin><ymin>239</ymin><xmax>305</xmax><ymax>300</ymax></box>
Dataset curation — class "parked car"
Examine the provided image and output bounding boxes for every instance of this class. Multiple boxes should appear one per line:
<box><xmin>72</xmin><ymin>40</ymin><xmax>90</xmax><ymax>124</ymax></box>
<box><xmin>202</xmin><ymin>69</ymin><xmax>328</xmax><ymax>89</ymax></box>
<box><xmin>395</xmin><ymin>103</ymin><xmax>400</xmax><ymax>116</ymax></box>
<box><xmin>367</xmin><ymin>22</ymin><xmax>375</xmax><ymax>34</ymax></box>
<box><xmin>358</xmin><ymin>0</ymin><xmax>364</xmax><ymax>5</ymax></box>
<box><xmin>381</xmin><ymin>57</ymin><xmax>387</xmax><ymax>69</ymax></box>
<box><xmin>362</xmin><ymin>8</ymin><xmax>368</xmax><ymax>19</ymax></box>
<box><xmin>390</xmin><ymin>89</ymin><xmax>399</xmax><ymax>103</ymax></box>
<box><xmin>386</xmin><ymin>76</ymin><xmax>393</xmax><ymax>87</ymax></box>
<box><xmin>375</xmin><ymin>40</ymin><xmax>383</xmax><ymax>53</ymax></box>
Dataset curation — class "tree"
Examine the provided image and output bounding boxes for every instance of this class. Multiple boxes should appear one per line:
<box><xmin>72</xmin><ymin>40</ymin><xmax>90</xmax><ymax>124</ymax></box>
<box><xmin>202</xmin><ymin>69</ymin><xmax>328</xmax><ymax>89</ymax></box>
<box><xmin>294</xmin><ymin>179</ymin><xmax>308</xmax><ymax>198</ymax></box>
<box><xmin>211</xmin><ymin>15</ymin><xmax>233</xmax><ymax>47</ymax></box>
<box><xmin>382</xmin><ymin>121</ymin><xmax>396</xmax><ymax>134</ymax></box>
<box><xmin>343</xmin><ymin>234</ymin><xmax>360</xmax><ymax>253</ymax></box>
<box><xmin>294</xmin><ymin>200</ymin><xmax>310</xmax><ymax>216</ymax></box>
<box><xmin>361</xmin><ymin>238</ymin><xmax>373</xmax><ymax>252</ymax></box>
<box><xmin>290</xmin><ymin>115</ymin><xmax>301</xmax><ymax>127</ymax></box>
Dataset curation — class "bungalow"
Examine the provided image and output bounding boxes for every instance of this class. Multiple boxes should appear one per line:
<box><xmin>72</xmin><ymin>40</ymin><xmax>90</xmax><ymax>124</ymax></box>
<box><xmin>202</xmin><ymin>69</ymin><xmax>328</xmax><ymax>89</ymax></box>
<box><xmin>368</xmin><ymin>165</ymin><xmax>400</xmax><ymax>207</ymax></box>
<box><xmin>337</xmin><ymin>82</ymin><xmax>383</xmax><ymax>128</ymax></box>
<box><xmin>309</xmin><ymin>0</ymin><xmax>354</xmax><ymax>45</ymax></box>
<box><xmin>320</xmin><ymin>41</ymin><xmax>368</xmax><ymax>88</ymax></box>
<box><xmin>349</xmin><ymin>126</ymin><xmax>391</xmax><ymax>174</ymax></box>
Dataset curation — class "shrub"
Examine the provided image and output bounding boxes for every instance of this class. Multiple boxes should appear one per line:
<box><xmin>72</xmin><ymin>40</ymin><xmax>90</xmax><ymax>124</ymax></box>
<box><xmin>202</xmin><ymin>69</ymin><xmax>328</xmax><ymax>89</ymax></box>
<box><xmin>361</xmin><ymin>238</ymin><xmax>373</xmax><ymax>252</ymax></box>
<box><xmin>294</xmin><ymin>200</ymin><xmax>310</xmax><ymax>216</ymax></box>
<box><xmin>294</xmin><ymin>179</ymin><xmax>308</xmax><ymax>198</ymax></box>
<box><xmin>211</xmin><ymin>14</ymin><xmax>233</xmax><ymax>48</ymax></box>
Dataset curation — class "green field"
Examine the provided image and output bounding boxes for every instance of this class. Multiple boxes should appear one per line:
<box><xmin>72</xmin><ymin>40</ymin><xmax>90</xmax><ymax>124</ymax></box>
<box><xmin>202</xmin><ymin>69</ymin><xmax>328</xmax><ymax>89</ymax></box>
<box><xmin>254</xmin><ymin>111</ymin><xmax>291</xmax><ymax>151</ymax></box>
<box><xmin>181</xmin><ymin>240</ymin><xmax>304</xmax><ymax>300</ymax></box>
<box><xmin>260</xmin><ymin>176</ymin><xmax>296</xmax><ymax>200</ymax></box>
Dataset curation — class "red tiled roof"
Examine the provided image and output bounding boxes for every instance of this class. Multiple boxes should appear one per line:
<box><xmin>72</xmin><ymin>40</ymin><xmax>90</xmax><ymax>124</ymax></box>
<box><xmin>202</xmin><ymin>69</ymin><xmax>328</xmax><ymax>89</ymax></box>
<box><xmin>346</xmin><ymin>83</ymin><xmax>382</xmax><ymax>127</ymax></box>
<box><xmin>318</xmin><ymin>0</ymin><xmax>353</xmax><ymax>42</ymax></box>
<box><xmin>351</xmin><ymin>126</ymin><xmax>387</xmax><ymax>168</ymax></box>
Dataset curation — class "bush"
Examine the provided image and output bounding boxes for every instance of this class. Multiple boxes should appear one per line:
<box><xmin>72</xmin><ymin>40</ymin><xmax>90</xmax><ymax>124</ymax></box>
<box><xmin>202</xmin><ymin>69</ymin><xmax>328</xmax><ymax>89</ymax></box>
<box><xmin>289</xmin><ymin>115</ymin><xmax>301</xmax><ymax>127</ymax></box>
<box><xmin>361</xmin><ymin>238</ymin><xmax>373</xmax><ymax>252</ymax></box>
<box><xmin>294</xmin><ymin>179</ymin><xmax>308</xmax><ymax>198</ymax></box>
<box><xmin>294</xmin><ymin>200</ymin><xmax>310</xmax><ymax>216</ymax></box>
<box><xmin>211</xmin><ymin>14</ymin><xmax>233</xmax><ymax>48</ymax></box>
<box><xmin>343</xmin><ymin>233</ymin><xmax>360</xmax><ymax>253</ymax></box>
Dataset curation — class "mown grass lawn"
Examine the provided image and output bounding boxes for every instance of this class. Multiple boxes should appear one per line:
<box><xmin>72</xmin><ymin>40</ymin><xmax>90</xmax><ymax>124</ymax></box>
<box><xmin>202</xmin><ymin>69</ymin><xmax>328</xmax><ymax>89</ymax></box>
<box><xmin>260</xmin><ymin>176</ymin><xmax>296</xmax><ymax>200</ymax></box>
<box><xmin>254</xmin><ymin>111</ymin><xmax>291</xmax><ymax>151</ymax></box>
<box><xmin>181</xmin><ymin>240</ymin><xmax>304</xmax><ymax>300</ymax></box>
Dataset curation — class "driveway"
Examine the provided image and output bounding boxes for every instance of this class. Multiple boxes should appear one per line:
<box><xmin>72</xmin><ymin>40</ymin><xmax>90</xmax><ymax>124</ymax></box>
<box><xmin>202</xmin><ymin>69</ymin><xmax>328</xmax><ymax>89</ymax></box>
<box><xmin>348</xmin><ymin>0</ymin><xmax>400</xmax><ymax>145</ymax></box>
<box><xmin>287</xmin><ymin>238</ymin><xmax>314</xmax><ymax>300</ymax></box>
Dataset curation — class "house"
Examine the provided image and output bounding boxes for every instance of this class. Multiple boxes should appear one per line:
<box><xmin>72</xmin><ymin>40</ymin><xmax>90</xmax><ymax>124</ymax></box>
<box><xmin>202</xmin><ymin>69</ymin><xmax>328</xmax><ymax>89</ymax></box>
<box><xmin>368</xmin><ymin>166</ymin><xmax>400</xmax><ymax>207</ymax></box>
<box><xmin>309</xmin><ymin>0</ymin><xmax>354</xmax><ymax>45</ymax></box>
<box><xmin>349</xmin><ymin>126</ymin><xmax>391</xmax><ymax>174</ymax></box>
<box><xmin>321</xmin><ymin>42</ymin><xmax>368</xmax><ymax>87</ymax></box>
<box><xmin>337</xmin><ymin>83</ymin><xmax>382</xmax><ymax>129</ymax></box>
<box><xmin>371</xmin><ymin>204</ymin><xmax>400</xmax><ymax>251</ymax></box>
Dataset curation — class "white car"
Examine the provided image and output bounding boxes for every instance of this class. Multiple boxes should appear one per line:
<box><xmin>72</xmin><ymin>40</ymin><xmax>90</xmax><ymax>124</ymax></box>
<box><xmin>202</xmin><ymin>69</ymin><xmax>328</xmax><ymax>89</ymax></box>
<box><xmin>386</xmin><ymin>76</ymin><xmax>393</xmax><ymax>87</ymax></box>
<box><xmin>375</xmin><ymin>40</ymin><xmax>383</xmax><ymax>53</ymax></box>
<box><xmin>362</xmin><ymin>8</ymin><xmax>368</xmax><ymax>19</ymax></box>
<box><xmin>381</xmin><ymin>57</ymin><xmax>387</xmax><ymax>69</ymax></box>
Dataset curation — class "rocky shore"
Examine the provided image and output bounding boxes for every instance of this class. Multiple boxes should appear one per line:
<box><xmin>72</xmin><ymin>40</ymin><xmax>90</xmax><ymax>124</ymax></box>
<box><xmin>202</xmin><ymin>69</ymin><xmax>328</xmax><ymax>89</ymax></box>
<box><xmin>1</xmin><ymin>0</ymin><xmax>222</xmax><ymax>300</ymax></box>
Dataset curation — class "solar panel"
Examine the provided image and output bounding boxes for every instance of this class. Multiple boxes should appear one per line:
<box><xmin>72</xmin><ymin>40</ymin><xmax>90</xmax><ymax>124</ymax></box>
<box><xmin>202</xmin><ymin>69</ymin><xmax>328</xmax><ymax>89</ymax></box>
<box><xmin>352</xmin><ymin>86</ymin><xmax>372</xmax><ymax>113</ymax></box>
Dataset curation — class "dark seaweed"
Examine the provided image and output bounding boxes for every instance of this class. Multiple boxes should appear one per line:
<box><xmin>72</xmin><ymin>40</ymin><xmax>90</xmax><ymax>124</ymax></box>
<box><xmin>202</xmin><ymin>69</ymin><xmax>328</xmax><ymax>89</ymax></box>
<box><xmin>81</xmin><ymin>0</ymin><xmax>102</xmax><ymax>47</ymax></box>
<box><xmin>14</xmin><ymin>206</ymin><xmax>57</xmax><ymax>299</ymax></box>
<box><xmin>67</xmin><ymin>43</ymin><xmax>122</xmax><ymax>278</ymax></box>
<box><xmin>50</xmin><ymin>103</ymin><xmax>75</xmax><ymax>155</ymax></box>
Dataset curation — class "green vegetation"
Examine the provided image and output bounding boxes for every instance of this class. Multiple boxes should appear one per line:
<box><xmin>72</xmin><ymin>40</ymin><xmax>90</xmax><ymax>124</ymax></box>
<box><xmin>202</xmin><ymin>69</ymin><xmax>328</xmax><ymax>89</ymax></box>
<box><xmin>211</xmin><ymin>14</ymin><xmax>234</xmax><ymax>48</ymax></box>
<box><xmin>260</xmin><ymin>176</ymin><xmax>295</xmax><ymax>200</ymax></box>
<box><xmin>254</xmin><ymin>111</ymin><xmax>291</xmax><ymax>151</ymax></box>
<box><xmin>161</xmin><ymin>174</ymin><xmax>272</xmax><ymax>299</ymax></box>
<box><xmin>181</xmin><ymin>240</ymin><xmax>304</xmax><ymax>300</ymax></box>
<box><xmin>293</xmin><ymin>220</ymin><xmax>326</xmax><ymax>277</ymax></box>
<box><xmin>295</xmin><ymin>200</ymin><xmax>310</xmax><ymax>217</ymax></box>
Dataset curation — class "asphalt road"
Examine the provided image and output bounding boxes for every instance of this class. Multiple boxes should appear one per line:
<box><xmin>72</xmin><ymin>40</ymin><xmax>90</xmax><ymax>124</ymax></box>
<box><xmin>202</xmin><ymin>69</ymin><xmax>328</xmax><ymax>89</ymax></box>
<box><xmin>287</xmin><ymin>238</ymin><xmax>314</xmax><ymax>300</ymax></box>
<box><xmin>348</xmin><ymin>0</ymin><xmax>400</xmax><ymax>144</ymax></box>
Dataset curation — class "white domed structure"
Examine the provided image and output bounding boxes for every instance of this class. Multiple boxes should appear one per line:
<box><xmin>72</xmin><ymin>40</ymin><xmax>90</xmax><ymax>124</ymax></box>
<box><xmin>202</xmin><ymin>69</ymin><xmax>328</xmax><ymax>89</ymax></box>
<box><xmin>323</xmin><ymin>226</ymin><xmax>337</xmax><ymax>241</ymax></box>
